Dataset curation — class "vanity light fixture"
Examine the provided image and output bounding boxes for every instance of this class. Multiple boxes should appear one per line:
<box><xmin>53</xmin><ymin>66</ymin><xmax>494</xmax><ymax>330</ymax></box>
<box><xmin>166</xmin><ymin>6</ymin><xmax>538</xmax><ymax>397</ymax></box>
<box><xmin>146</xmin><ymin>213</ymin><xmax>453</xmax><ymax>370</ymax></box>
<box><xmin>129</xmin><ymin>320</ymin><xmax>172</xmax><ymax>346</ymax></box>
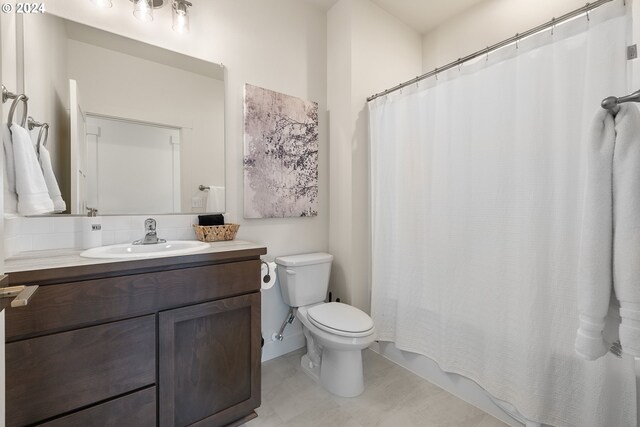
<box><xmin>133</xmin><ymin>0</ymin><xmax>154</xmax><ymax>21</ymax></box>
<box><xmin>131</xmin><ymin>0</ymin><xmax>166</xmax><ymax>22</ymax></box>
<box><xmin>172</xmin><ymin>0</ymin><xmax>192</xmax><ymax>34</ymax></box>
<box><xmin>92</xmin><ymin>0</ymin><xmax>189</xmax><ymax>34</ymax></box>
<box><xmin>89</xmin><ymin>0</ymin><xmax>113</xmax><ymax>8</ymax></box>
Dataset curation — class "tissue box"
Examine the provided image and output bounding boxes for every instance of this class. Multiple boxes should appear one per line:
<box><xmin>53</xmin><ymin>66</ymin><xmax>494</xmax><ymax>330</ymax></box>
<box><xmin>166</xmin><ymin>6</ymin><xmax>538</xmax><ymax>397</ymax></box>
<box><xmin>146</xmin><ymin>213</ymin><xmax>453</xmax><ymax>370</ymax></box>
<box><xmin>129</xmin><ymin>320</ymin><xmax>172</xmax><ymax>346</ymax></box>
<box><xmin>193</xmin><ymin>224</ymin><xmax>240</xmax><ymax>242</ymax></box>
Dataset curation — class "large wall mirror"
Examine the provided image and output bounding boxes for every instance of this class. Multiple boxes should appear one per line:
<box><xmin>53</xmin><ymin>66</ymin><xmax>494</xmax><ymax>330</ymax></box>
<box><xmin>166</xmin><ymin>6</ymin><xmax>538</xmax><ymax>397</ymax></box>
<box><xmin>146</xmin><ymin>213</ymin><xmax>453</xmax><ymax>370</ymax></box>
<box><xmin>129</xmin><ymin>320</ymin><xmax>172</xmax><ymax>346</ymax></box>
<box><xmin>16</xmin><ymin>13</ymin><xmax>225</xmax><ymax>215</ymax></box>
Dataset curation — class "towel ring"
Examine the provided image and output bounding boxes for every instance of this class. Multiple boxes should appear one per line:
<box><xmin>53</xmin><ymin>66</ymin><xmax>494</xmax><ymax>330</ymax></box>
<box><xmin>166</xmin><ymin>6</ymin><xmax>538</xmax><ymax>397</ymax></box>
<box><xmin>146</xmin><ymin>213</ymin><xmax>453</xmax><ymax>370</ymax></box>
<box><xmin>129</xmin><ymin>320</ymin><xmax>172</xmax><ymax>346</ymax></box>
<box><xmin>27</xmin><ymin>117</ymin><xmax>49</xmax><ymax>154</ymax></box>
<box><xmin>27</xmin><ymin>115</ymin><xmax>44</xmax><ymax>130</ymax></box>
<box><xmin>36</xmin><ymin>123</ymin><xmax>49</xmax><ymax>155</ymax></box>
<box><xmin>7</xmin><ymin>94</ymin><xmax>28</xmax><ymax>127</ymax></box>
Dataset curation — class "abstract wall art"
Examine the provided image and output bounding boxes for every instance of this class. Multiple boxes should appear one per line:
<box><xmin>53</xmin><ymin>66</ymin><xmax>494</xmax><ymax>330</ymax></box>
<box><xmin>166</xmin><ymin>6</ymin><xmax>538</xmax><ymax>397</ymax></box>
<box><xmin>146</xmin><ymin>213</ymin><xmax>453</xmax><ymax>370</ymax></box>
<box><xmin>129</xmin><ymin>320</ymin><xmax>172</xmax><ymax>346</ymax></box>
<box><xmin>243</xmin><ymin>84</ymin><xmax>319</xmax><ymax>218</ymax></box>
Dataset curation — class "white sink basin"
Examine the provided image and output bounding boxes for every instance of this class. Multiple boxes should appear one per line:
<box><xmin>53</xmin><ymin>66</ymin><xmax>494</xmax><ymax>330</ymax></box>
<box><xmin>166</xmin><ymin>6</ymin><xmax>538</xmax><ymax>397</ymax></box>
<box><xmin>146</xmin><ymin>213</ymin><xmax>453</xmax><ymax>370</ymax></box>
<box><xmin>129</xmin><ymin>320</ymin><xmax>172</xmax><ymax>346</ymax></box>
<box><xmin>80</xmin><ymin>240</ymin><xmax>209</xmax><ymax>259</ymax></box>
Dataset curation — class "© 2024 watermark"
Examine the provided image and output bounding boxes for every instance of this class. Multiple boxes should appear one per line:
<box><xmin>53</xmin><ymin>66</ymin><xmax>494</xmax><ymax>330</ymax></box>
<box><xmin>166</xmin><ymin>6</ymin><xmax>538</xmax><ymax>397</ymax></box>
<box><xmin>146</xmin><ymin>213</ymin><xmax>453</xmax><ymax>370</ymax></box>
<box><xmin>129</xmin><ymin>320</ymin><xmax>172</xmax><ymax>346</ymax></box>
<box><xmin>1</xmin><ymin>2</ymin><xmax>45</xmax><ymax>13</ymax></box>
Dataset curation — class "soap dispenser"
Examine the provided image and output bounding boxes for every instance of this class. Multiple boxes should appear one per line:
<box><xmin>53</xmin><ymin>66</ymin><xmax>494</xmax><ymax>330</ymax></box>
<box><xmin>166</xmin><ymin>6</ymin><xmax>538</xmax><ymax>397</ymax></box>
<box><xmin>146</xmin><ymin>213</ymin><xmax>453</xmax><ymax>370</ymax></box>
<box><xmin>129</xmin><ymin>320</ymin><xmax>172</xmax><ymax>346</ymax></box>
<box><xmin>82</xmin><ymin>207</ymin><xmax>102</xmax><ymax>249</ymax></box>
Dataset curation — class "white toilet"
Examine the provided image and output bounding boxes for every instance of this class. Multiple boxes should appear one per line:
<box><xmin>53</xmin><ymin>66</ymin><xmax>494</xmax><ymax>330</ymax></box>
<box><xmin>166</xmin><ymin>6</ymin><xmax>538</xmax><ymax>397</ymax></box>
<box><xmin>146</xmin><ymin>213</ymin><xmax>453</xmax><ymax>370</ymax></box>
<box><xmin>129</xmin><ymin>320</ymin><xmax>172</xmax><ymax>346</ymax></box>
<box><xmin>275</xmin><ymin>252</ymin><xmax>376</xmax><ymax>397</ymax></box>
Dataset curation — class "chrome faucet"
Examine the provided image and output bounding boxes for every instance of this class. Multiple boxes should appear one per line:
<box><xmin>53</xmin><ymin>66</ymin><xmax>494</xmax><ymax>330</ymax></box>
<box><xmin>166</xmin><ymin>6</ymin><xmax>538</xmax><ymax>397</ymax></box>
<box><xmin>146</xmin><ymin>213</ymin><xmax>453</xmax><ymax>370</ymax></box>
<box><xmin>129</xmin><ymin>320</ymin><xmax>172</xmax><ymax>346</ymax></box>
<box><xmin>133</xmin><ymin>218</ymin><xmax>166</xmax><ymax>245</ymax></box>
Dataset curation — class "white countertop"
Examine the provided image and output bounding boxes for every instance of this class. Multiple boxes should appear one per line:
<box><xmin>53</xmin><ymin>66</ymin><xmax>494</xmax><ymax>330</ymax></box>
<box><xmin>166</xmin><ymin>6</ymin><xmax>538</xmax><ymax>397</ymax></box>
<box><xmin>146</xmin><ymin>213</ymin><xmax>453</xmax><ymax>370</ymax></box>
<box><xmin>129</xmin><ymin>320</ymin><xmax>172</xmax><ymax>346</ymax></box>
<box><xmin>5</xmin><ymin>240</ymin><xmax>266</xmax><ymax>273</ymax></box>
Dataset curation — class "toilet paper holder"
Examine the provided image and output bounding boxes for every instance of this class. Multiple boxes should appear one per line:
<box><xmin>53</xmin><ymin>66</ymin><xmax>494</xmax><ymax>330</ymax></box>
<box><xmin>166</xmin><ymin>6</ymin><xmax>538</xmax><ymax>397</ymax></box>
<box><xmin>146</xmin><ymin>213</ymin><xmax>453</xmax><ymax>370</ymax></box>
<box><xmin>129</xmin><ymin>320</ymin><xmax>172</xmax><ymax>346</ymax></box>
<box><xmin>261</xmin><ymin>261</ymin><xmax>271</xmax><ymax>284</ymax></box>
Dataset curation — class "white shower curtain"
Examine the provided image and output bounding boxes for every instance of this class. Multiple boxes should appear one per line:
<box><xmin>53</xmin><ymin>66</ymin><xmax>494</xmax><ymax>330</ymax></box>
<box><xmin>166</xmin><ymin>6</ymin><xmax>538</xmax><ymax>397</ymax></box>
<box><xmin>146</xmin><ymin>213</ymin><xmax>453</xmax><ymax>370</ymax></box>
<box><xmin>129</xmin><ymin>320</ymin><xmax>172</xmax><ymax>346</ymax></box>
<box><xmin>369</xmin><ymin>3</ymin><xmax>636</xmax><ymax>427</ymax></box>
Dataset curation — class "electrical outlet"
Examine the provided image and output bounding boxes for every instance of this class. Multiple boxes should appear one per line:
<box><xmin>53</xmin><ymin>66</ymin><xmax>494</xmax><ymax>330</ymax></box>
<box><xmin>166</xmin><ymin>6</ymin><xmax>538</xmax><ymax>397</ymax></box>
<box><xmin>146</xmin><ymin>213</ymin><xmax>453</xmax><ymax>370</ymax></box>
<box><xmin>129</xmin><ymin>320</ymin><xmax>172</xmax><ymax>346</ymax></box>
<box><xmin>191</xmin><ymin>197</ymin><xmax>203</xmax><ymax>208</ymax></box>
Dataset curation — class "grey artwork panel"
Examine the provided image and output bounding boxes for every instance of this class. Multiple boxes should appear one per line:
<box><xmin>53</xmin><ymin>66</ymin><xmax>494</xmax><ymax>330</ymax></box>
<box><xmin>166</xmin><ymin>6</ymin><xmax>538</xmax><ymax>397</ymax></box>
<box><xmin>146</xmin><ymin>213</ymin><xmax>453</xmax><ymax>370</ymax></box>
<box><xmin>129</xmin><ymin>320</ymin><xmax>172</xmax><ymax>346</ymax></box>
<box><xmin>243</xmin><ymin>84</ymin><xmax>319</xmax><ymax>218</ymax></box>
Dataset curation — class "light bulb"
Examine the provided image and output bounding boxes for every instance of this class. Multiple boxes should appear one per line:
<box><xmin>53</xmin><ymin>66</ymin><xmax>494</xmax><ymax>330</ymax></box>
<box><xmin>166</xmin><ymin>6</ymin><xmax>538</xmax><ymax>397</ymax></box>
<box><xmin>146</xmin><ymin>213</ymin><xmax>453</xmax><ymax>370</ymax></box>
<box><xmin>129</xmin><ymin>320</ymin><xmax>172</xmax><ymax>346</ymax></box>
<box><xmin>133</xmin><ymin>0</ymin><xmax>153</xmax><ymax>22</ymax></box>
<box><xmin>172</xmin><ymin>0</ymin><xmax>191</xmax><ymax>34</ymax></box>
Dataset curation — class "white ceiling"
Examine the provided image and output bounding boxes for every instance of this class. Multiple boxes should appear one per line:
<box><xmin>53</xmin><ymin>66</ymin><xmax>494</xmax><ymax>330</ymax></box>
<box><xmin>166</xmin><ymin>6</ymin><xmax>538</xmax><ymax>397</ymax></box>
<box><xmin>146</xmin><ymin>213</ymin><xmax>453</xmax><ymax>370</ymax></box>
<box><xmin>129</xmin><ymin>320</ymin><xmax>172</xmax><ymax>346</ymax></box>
<box><xmin>304</xmin><ymin>0</ymin><xmax>487</xmax><ymax>34</ymax></box>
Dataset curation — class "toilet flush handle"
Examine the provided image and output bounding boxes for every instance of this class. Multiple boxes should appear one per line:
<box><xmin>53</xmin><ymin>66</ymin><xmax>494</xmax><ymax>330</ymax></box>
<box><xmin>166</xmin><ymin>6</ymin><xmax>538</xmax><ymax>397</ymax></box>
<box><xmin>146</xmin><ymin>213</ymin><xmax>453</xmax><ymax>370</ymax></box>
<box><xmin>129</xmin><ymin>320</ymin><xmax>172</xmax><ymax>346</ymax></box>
<box><xmin>286</xmin><ymin>269</ymin><xmax>296</xmax><ymax>276</ymax></box>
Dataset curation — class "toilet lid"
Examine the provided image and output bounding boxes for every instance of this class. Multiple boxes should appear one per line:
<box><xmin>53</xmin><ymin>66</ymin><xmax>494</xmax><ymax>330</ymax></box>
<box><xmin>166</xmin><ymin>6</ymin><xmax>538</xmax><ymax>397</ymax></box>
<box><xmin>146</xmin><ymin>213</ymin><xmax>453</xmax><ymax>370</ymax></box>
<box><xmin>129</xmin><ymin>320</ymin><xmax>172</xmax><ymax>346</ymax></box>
<box><xmin>307</xmin><ymin>302</ymin><xmax>374</xmax><ymax>337</ymax></box>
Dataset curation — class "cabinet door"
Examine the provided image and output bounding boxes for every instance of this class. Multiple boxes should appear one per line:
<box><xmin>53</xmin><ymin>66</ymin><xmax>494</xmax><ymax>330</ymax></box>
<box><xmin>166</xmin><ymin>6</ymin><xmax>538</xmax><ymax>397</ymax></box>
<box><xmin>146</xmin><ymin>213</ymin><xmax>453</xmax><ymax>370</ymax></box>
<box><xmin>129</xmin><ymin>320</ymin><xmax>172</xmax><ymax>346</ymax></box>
<box><xmin>159</xmin><ymin>293</ymin><xmax>261</xmax><ymax>427</ymax></box>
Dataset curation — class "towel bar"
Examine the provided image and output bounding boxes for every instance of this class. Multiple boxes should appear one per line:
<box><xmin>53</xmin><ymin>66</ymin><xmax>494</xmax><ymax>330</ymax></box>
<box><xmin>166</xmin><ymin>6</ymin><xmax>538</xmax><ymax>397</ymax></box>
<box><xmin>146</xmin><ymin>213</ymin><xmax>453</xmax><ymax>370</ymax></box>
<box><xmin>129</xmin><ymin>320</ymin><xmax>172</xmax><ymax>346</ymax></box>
<box><xmin>601</xmin><ymin>89</ymin><xmax>640</xmax><ymax>114</ymax></box>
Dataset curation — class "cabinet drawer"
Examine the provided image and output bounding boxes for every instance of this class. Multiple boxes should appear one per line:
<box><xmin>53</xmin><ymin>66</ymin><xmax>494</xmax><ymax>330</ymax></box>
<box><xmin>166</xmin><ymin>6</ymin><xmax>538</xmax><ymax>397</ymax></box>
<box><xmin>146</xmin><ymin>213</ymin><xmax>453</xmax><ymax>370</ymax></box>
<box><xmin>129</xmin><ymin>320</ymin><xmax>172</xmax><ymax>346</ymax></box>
<box><xmin>6</xmin><ymin>260</ymin><xmax>259</xmax><ymax>340</ymax></box>
<box><xmin>7</xmin><ymin>316</ymin><xmax>156</xmax><ymax>427</ymax></box>
<box><xmin>38</xmin><ymin>386</ymin><xmax>156</xmax><ymax>427</ymax></box>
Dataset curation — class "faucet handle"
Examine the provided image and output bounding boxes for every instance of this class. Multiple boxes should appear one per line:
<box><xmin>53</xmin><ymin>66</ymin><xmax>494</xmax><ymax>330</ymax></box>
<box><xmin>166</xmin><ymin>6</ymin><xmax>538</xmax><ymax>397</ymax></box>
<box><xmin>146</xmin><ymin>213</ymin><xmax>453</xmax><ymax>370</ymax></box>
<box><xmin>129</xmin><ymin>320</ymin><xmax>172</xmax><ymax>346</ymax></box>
<box><xmin>144</xmin><ymin>218</ymin><xmax>156</xmax><ymax>232</ymax></box>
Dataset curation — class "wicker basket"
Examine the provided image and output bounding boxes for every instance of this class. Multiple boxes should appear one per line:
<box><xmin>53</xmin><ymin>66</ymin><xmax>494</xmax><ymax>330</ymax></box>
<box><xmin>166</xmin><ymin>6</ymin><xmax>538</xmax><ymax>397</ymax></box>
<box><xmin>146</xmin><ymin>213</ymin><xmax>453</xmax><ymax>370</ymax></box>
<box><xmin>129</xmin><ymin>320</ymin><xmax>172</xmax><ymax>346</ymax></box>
<box><xmin>193</xmin><ymin>224</ymin><xmax>240</xmax><ymax>242</ymax></box>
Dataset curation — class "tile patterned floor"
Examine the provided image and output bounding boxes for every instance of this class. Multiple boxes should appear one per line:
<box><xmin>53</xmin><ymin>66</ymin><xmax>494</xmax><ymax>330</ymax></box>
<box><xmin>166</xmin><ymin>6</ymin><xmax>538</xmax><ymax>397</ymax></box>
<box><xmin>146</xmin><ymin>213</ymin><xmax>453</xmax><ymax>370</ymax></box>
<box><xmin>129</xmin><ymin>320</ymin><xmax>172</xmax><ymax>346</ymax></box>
<box><xmin>245</xmin><ymin>349</ymin><xmax>508</xmax><ymax>427</ymax></box>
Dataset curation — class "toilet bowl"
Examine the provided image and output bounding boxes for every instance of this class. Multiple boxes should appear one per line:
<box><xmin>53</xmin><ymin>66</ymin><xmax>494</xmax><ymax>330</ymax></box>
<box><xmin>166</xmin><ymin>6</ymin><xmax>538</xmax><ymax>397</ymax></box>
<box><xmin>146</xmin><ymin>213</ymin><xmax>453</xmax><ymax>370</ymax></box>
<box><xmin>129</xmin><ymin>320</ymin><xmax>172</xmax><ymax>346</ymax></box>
<box><xmin>296</xmin><ymin>302</ymin><xmax>376</xmax><ymax>397</ymax></box>
<box><xmin>275</xmin><ymin>252</ymin><xmax>376</xmax><ymax>397</ymax></box>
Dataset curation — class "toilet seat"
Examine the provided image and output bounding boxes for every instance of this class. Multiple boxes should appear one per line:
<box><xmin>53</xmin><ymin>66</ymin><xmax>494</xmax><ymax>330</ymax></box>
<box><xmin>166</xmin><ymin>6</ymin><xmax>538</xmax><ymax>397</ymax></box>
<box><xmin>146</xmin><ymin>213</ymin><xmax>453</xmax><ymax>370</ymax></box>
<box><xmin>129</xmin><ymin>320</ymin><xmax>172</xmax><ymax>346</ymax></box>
<box><xmin>306</xmin><ymin>302</ymin><xmax>374</xmax><ymax>338</ymax></box>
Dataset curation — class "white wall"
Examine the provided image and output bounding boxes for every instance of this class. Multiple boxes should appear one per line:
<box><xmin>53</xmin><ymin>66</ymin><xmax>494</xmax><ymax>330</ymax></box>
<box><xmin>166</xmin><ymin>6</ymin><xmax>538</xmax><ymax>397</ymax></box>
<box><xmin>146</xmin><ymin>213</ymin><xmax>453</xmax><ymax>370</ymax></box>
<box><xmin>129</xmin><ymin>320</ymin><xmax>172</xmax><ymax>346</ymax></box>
<box><xmin>422</xmin><ymin>0</ymin><xmax>600</xmax><ymax>71</ymax></box>
<box><xmin>0</xmin><ymin>11</ymin><xmax>10</xmax><ymax>427</ymax></box>
<box><xmin>327</xmin><ymin>0</ymin><xmax>422</xmax><ymax>311</ymax></box>
<box><xmin>22</xmin><ymin>13</ymin><xmax>70</xmax><ymax>213</ymax></box>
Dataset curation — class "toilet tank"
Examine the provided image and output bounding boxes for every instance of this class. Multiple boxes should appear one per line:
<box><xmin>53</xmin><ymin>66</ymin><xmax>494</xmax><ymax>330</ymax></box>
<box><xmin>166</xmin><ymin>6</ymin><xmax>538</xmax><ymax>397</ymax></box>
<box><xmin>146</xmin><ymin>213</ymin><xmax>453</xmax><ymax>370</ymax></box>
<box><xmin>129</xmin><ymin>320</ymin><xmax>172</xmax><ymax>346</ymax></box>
<box><xmin>275</xmin><ymin>252</ymin><xmax>333</xmax><ymax>307</ymax></box>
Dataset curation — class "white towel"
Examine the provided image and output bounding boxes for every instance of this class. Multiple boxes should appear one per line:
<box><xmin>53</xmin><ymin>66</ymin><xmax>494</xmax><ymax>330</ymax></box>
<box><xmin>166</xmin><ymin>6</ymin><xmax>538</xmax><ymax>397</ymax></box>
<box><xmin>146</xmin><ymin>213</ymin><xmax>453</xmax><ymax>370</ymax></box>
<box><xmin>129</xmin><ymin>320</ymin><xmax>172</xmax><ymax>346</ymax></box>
<box><xmin>575</xmin><ymin>104</ymin><xmax>640</xmax><ymax>359</ymax></box>
<box><xmin>10</xmin><ymin>123</ymin><xmax>54</xmax><ymax>215</ymax></box>
<box><xmin>612</xmin><ymin>104</ymin><xmax>640</xmax><ymax>357</ymax></box>
<box><xmin>205</xmin><ymin>185</ymin><xmax>225</xmax><ymax>212</ymax></box>
<box><xmin>575</xmin><ymin>109</ymin><xmax>616</xmax><ymax>360</ymax></box>
<box><xmin>38</xmin><ymin>144</ymin><xmax>66</xmax><ymax>213</ymax></box>
<box><xmin>3</xmin><ymin>125</ymin><xmax>18</xmax><ymax>213</ymax></box>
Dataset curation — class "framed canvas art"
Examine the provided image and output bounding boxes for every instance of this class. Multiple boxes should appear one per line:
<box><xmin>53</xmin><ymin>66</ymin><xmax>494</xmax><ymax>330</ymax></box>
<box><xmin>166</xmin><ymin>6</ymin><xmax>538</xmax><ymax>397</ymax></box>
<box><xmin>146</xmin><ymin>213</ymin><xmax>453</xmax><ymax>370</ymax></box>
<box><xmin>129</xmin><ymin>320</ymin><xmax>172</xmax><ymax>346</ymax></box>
<box><xmin>243</xmin><ymin>84</ymin><xmax>319</xmax><ymax>218</ymax></box>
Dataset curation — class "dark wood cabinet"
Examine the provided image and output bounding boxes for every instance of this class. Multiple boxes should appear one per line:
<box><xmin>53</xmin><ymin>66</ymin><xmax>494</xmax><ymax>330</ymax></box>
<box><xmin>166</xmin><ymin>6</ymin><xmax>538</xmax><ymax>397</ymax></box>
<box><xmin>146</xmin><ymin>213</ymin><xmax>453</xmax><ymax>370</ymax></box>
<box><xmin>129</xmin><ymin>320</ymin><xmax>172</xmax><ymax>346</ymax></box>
<box><xmin>4</xmin><ymin>245</ymin><xmax>266</xmax><ymax>427</ymax></box>
<box><xmin>159</xmin><ymin>293</ymin><xmax>261</xmax><ymax>427</ymax></box>
<box><xmin>7</xmin><ymin>316</ymin><xmax>156</xmax><ymax>426</ymax></box>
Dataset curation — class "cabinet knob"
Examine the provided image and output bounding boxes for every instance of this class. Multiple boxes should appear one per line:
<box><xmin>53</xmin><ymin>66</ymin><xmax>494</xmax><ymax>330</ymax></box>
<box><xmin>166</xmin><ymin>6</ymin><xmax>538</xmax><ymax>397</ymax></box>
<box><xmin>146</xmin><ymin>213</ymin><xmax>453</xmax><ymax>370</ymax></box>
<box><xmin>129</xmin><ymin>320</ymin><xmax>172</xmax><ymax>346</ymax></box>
<box><xmin>0</xmin><ymin>285</ymin><xmax>39</xmax><ymax>307</ymax></box>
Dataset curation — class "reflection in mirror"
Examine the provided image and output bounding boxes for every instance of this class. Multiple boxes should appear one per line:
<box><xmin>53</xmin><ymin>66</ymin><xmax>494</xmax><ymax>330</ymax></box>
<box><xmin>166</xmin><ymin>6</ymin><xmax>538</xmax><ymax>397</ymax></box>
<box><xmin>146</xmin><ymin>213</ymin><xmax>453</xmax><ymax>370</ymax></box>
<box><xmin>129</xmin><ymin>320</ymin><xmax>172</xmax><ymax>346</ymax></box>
<box><xmin>17</xmin><ymin>14</ymin><xmax>225</xmax><ymax>215</ymax></box>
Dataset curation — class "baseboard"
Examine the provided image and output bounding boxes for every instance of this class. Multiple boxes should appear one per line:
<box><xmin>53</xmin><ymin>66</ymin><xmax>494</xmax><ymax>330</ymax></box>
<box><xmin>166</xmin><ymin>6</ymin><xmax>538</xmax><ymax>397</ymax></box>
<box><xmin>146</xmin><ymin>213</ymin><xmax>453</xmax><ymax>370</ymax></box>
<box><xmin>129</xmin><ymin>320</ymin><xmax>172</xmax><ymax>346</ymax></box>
<box><xmin>261</xmin><ymin>331</ymin><xmax>305</xmax><ymax>362</ymax></box>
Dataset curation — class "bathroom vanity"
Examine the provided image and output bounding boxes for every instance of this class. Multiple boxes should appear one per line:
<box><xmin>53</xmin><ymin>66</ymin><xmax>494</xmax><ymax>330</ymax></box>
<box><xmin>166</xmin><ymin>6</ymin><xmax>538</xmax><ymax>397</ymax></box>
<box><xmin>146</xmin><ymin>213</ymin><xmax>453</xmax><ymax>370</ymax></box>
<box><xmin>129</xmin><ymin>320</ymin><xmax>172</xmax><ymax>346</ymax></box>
<box><xmin>2</xmin><ymin>241</ymin><xmax>266</xmax><ymax>427</ymax></box>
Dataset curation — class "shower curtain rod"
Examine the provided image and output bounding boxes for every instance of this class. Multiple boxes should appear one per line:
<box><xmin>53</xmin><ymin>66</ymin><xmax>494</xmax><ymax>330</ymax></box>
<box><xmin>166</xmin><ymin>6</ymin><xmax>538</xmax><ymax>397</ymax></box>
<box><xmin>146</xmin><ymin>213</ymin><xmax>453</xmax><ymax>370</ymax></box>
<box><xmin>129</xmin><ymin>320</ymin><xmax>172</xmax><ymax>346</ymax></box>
<box><xmin>367</xmin><ymin>0</ymin><xmax>616</xmax><ymax>102</ymax></box>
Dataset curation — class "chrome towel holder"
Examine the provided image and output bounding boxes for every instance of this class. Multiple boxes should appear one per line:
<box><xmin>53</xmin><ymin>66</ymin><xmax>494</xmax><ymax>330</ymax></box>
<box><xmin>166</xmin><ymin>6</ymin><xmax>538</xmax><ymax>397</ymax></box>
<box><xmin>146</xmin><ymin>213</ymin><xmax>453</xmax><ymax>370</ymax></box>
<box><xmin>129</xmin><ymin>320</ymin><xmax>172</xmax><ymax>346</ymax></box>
<box><xmin>28</xmin><ymin>116</ymin><xmax>50</xmax><ymax>154</ymax></box>
<box><xmin>601</xmin><ymin>89</ymin><xmax>640</xmax><ymax>115</ymax></box>
<box><xmin>3</xmin><ymin>84</ymin><xmax>51</xmax><ymax>154</ymax></box>
<box><xmin>2</xmin><ymin>84</ymin><xmax>28</xmax><ymax>127</ymax></box>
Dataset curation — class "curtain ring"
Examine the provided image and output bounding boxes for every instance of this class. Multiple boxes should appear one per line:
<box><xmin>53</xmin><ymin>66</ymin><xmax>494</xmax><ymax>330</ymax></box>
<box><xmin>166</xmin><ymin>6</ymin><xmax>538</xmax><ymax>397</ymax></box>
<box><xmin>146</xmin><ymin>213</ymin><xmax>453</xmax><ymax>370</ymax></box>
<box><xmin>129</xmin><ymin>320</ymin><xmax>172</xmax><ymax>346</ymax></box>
<box><xmin>434</xmin><ymin>67</ymin><xmax>438</xmax><ymax>80</ymax></box>
<box><xmin>486</xmin><ymin>47</ymin><xmax>489</xmax><ymax>62</ymax></box>
<box><xmin>457</xmin><ymin>59</ymin><xmax>462</xmax><ymax>72</ymax></box>
<box><xmin>551</xmin><ymin>17</ymin><xmax>555</xmax><ymax>35</ymax></box>
<box><xmin>515</xmin><ymin>33</ymin><xmax>520</xmax><ymax>50</ymax></box>
<box><xmin>585</xmin><ymin>3</ymin><xmax>590</xmax><ymax>22</ymax></box>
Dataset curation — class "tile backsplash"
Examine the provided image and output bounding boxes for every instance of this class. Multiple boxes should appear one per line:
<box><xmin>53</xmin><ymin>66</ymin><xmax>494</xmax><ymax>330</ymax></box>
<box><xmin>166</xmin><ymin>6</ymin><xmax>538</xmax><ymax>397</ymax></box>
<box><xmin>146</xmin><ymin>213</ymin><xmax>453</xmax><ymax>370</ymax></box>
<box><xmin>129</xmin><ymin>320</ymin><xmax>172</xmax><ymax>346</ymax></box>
<box><xmin>4</xmin><ymin>214</ymin><xmax>204</xmax><ymax>257</ymax></box>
